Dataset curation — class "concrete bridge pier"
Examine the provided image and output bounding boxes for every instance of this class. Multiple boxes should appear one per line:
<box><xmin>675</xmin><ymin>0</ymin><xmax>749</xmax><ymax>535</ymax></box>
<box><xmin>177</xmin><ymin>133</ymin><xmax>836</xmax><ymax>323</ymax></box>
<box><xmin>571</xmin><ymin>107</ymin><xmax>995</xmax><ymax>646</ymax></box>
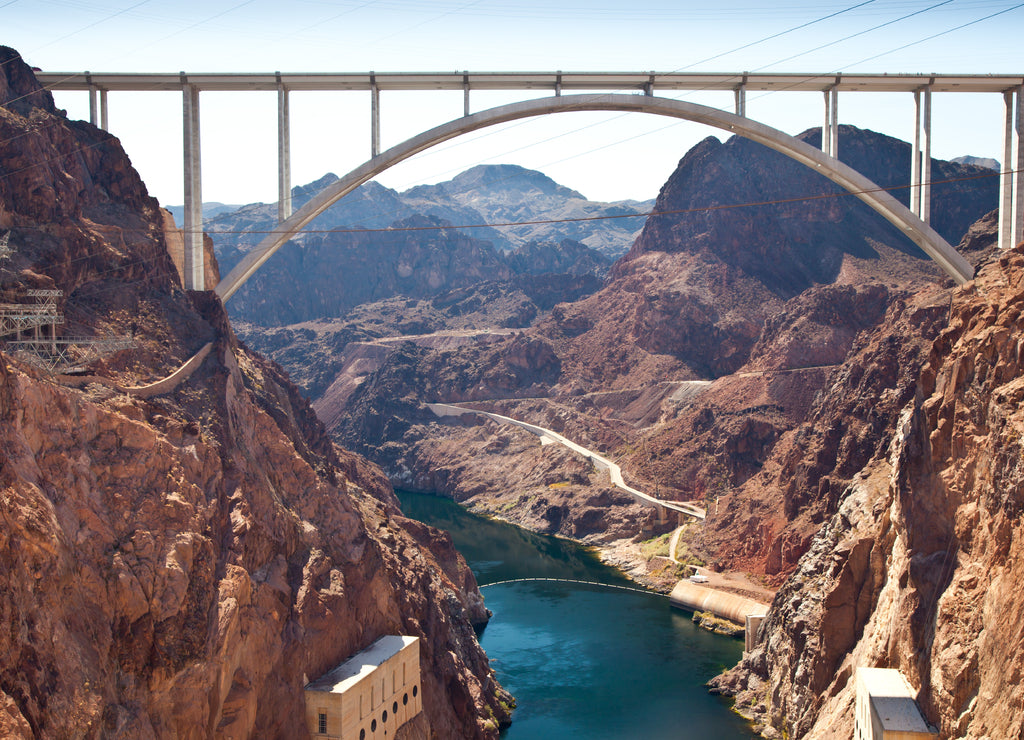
<box><xmin>277</xmin><ymin>74</ymin><xmax>292</xmax><ymax>222</ymax></box>
<box><xmin>86</xmin><ymin>73</ymin><xmax>108</xmax><ymax>131</ymax></box>
<box><xmin>822</xmin><ymin>84</ymin><xmax>838</xmax><ymax>157</ymax></box>
<box><xmin>371</xmin><ymin>73</ymin><xmax>380</xmax><ymax>158</ymax></box>
<box><xmin>911</xmin><ymin>85</ymin><xmax>933</xmax><ymax>224</ymax></box>
<box><xmin>734</xmin><ymin>74</ymin><xmax>747</xmax><ymax>117</ymax></box>
<box><xmin>1000</xmin><ymin>85</ymin><xmax>1024</xmax><ymax>251</ymax></box>
<box><xmin>654</xmin><ymin>503</ymin><xmax>668</xmax><ymax>525</ymax></box>
<box><xmin>181</xmin><ymin>78</ymin><xmax>204</xmax><ymax>290</ymax></box>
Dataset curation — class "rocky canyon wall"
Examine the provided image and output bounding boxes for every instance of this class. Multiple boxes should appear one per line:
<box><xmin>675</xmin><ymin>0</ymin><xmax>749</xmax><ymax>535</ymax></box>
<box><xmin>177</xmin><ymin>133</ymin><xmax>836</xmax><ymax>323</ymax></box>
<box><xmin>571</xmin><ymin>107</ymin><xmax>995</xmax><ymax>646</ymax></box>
<box><xmin>0</xmin><ymin>46</ymin><xmax>509</xmax><ymax>738</ymax></box>
<box><xmin>712</xmin><ymin>245</ymin><xmax>1024</xmax><ymax>739</ymax></box>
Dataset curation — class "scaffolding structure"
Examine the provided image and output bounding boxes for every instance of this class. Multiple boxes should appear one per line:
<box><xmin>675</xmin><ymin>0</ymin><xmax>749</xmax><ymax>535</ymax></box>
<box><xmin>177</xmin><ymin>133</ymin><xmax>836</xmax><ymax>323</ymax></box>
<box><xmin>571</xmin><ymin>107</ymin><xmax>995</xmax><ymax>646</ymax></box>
<box><xmin>0</xmin><ymin>289</ymin><xmax>64</xmax><ymax>348</ymax></box>
<box><xmin>5</xmin><ymin>335</ymin><xmax>136</xmax><ymax>373</ymax></box>
<box><xmin>0</xmin><ymin>235</ymin><xmax>134</xmax><ymax>373</ymax></box>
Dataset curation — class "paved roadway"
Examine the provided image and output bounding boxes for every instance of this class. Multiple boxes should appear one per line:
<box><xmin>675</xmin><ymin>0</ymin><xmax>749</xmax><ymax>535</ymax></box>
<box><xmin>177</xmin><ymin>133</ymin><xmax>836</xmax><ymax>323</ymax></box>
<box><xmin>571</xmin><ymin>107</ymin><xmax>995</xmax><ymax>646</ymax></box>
<box><xmin>427</xmin><ymin>403</ymin><xmax>705</xmax><ymax>521</ymax></box>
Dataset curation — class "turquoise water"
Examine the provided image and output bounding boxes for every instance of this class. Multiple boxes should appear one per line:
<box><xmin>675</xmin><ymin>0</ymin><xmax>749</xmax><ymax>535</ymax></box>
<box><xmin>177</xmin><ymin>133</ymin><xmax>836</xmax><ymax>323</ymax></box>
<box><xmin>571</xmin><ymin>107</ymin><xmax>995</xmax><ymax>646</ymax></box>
<box><xmin>397</xmin><ymin>491</ymin><xmax>754</xmax><ymax>739</ymax></box>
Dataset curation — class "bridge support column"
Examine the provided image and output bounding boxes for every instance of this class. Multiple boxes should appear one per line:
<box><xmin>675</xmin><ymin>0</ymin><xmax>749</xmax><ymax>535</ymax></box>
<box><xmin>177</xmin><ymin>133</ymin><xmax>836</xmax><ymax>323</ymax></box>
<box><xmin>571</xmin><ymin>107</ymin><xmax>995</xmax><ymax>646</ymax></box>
<box><xmin>822</xmin><ymin>86</ymin><xmax>838</xmax><ymax>157</ymax></box>
<box><xmin>87</xmin><ymin>85</ymin><xmax>108</xmax><ymax>130</ymax></box>
<box><xmin>277</xmin><ymin>78</ymin><xmax>292</xmax><ymax>223</ymax></box>
<box><xmin>912</xmin><ymin>90</ymin><xmax>922</xmax><ymax>216</ymax></box>
<box><xmin>182</xmin><ymin>80</ymin><xmax>204</xmax><ymax>290</ymax></box>
<box><xmin>999</xmin><ymin>86</ymin><xmax>1024</xmax><ymax>250</ymax></box>
<box><xmin>99</xmin><ymin>89</ymin><xmax>108</xmax><ymax>130</ymax></box>
<box><xmin>918</xmin><ymin>86</ymin><xmax>932</xmax><ymax>225</ymax></box>
<box><xmin>371</xmin><ymin>74</ymin><xmax>380</xmax><ymax>158</ymax></box>
<box><xmin>85</xmin><ymin>70</ymin><xmax>109</xmax><ymax>131</ymax></box>
<box><xmin>734</xmin><ymin>73</ymin><xmax>748</xmax><ymax>117</ymax></box>
<box><xmin>1016</xmin><ymin>86</ymin><xmax>1024</xmax><ymax>249</ymax></box>
<box><xmin>86</xmin><ymin>72</ymin><xmax>97</xmax><ymax>127</ymax></box>
<box><xmin>463</xmin><ymin>72</ymin><xmax>471</xmax><ymax>116</ymax></box>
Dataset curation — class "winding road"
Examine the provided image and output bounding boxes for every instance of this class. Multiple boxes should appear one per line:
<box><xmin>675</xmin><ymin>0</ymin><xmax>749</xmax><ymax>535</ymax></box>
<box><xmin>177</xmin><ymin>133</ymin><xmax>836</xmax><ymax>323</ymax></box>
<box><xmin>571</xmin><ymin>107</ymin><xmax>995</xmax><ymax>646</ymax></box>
<box><xmin>427</xmin><ymin>403</ymin><xmax>705</xmax><ymax>521</ymax></box>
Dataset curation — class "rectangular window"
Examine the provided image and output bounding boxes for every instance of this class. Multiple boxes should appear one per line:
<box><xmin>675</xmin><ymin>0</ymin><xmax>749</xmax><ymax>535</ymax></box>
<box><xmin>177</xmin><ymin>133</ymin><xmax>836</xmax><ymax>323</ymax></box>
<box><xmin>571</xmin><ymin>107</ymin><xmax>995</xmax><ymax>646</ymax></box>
<box><xmin>318</xmin><ymin>712</ymin><xmax>327</xmax><ymax>735</ymax></box>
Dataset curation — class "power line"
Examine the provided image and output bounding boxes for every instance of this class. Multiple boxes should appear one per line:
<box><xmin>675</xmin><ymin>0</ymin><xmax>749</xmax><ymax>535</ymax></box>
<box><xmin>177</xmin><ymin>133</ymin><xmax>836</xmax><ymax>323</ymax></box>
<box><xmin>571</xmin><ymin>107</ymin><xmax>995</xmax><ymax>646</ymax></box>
<box><xmin>2</xmin><ymin>3</ymin><xmax>1014</xmax><ymax>241</ymax></box>
<box><xmin>840</xmin><ymin>1</ymin><xmax>1024</xmax><ymax>68</ymax></box>
<box><xmin>5</xmin><ymin>167</ymin><xmax>1005</xmax><ymax>246</ymax></box>
<box><xmin>673</xmin><ymin>0</ymin><xmax>879</xmax><ymax>71</ymax></box>
<box><xmin>196</xmin><ymin>169</ymin><xmax>1007</xmax><ymax>237</ymax></box>
<box><xmin>753</xmin><ymin>0</ymin><xmax>956</xmax><ymax>70</ymax></box>
<box><xmin>0</xmin><ymin>165</ymin><xmax>1003</xmax><ymax>307</ymax></box>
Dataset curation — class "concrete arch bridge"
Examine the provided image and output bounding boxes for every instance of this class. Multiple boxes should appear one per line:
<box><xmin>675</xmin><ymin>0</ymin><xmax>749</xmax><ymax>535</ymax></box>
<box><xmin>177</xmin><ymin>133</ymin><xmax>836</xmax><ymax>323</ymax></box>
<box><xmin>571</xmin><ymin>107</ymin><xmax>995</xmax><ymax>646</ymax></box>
<box><xmin>38</xmin><ymin>70</ymin><xmax>1024</xmax><ymax>294</ymax></box>
<box><xmin>212</xmin><ymin>92</ymin><xmax>983</xmax><ymax>301</ymax></box>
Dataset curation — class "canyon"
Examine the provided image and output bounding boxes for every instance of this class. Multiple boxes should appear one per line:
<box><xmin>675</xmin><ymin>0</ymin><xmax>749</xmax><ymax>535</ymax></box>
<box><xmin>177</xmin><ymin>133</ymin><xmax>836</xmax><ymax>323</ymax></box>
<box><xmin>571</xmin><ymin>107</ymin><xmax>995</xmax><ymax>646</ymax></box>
<box><xmin>3</xmin><ymin>37</ymin><xmax>1023</xmax><ymax>740</ymax></box>
<box><xmin>237</xmin><ymin>124</ymin><xmax>998</xmax><ymax>588</ymax></box>
<box><xmin>218</xmin><ymin>107</ymin><xmax>1021</xmax><ymax>739</ymax></box>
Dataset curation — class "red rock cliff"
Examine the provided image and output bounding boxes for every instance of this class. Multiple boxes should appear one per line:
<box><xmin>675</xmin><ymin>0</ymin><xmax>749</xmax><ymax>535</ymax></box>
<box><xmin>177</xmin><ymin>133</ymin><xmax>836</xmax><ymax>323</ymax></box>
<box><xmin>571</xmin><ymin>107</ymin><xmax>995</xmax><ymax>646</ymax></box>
<box><xmin>0</xmin><ymin>46</ymin><xmax>509</xmax><ymax>738</ymax></box>
<box><xmin>712</xmin><ymin>245</ymin><xmax>1024</xmax><ymax>739</ymax></box>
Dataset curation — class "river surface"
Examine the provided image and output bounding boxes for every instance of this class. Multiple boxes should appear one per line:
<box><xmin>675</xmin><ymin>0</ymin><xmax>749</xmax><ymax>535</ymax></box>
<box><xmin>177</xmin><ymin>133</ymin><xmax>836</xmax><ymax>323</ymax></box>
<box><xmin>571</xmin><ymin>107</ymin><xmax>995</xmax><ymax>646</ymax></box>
<box><xmin>397</xmin><ymin>491</ymin><xmax>754</xmax><ymax>739</ymax></box>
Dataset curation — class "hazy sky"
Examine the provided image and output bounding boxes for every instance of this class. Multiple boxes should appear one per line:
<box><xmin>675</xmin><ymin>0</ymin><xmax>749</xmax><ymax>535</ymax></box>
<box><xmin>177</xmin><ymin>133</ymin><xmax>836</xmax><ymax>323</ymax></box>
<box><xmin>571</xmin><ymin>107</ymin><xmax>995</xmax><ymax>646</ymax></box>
<box><xmin>6</xmin><ymin>0</ymin><xmax>1023</xmax><ymax>208</ymax></box>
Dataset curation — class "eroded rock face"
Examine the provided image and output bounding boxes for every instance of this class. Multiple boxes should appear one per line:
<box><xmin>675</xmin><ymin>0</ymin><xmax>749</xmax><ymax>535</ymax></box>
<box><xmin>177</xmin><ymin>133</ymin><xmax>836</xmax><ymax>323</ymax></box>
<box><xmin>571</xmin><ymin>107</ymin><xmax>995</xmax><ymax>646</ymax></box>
<box><xmin>712</xmin><ymin>247</ymin><xmax>1024</xmax><ymax>739</ymax></box>
<box><xmin>0</xmin><ymin>47</ymin><xmax>509</xmax><ymax>739</ymax></box>
<box><xmin>0</xmin><ymin>337</ymin><xmax>509</xmax><ymax>739</ymax></box>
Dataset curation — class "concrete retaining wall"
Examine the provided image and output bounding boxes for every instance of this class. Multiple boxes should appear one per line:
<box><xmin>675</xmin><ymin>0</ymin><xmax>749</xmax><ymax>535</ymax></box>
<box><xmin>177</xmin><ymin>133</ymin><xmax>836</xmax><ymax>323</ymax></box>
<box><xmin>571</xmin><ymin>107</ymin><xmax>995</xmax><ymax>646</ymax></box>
<box><xmin>669</xmin><ymin>580</ymin><xmax>770</xmax><ymax>626</ymax></box>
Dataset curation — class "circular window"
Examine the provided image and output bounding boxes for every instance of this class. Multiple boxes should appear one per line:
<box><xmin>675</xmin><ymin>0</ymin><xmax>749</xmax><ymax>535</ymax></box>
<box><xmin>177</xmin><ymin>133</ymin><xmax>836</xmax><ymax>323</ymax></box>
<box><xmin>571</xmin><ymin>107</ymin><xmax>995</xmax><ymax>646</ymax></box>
<box><xmin>371</xmin><ymin>719</ymin><xmax>377</xmax><ymax>732</ymax></box>
<box><xmin>393</xmin><ymin>700</ymin><xmax>398</xmax><ymax>713</ymax></box>
<box><xmin>412</xmin><ymin>685</ymin><xmax>418</xmax><ymax>698</ymax></box>
<box><xmin>382</xmin><ymin>710</ymin><xmax>388</xmax><ymax>723</ymax></box>
<box><xmin>403</xmin><ymin>693</ymin><xmax>408</xmax><ymax>706</ymax></box>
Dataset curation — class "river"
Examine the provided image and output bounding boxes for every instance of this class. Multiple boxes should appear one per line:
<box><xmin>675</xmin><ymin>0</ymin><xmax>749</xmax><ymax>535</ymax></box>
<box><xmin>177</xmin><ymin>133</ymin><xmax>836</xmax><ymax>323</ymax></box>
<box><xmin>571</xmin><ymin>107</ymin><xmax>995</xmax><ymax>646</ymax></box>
<box><xmin>397</xmin><ymin>491</ymin><xmax>755</xmax><ymax>739</ymax></box>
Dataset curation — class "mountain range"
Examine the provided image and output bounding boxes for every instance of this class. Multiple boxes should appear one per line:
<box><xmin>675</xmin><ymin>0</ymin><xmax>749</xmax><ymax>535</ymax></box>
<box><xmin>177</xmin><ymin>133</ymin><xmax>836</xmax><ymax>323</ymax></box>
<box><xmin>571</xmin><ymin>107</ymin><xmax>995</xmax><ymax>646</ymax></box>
<box><xmin>204</xmin><ymin>165</ymin><xmax>644</xmax><ymax>326</ymax></box>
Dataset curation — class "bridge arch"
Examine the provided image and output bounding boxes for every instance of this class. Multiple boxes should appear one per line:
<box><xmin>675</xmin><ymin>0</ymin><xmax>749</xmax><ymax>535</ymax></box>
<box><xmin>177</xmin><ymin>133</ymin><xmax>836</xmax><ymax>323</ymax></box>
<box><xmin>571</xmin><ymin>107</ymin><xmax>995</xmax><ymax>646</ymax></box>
<box><xmin>214</xmin><ymin>93</ymin><xmax>974</xmax><ymax>301</ymax></box>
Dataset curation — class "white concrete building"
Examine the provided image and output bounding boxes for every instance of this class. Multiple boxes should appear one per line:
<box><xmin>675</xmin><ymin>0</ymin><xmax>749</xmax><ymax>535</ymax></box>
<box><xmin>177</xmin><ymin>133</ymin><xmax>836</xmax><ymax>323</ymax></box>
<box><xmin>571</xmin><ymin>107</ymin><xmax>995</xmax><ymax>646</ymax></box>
<box><xmin>855</xmin><ymin>667</ymin><xmax>936</xmax><ymax>740</ymax></box>
<box><xmin>305</xmin><ymin>635</ymin><xmax>421</xmax><ymax>740</ymax></box>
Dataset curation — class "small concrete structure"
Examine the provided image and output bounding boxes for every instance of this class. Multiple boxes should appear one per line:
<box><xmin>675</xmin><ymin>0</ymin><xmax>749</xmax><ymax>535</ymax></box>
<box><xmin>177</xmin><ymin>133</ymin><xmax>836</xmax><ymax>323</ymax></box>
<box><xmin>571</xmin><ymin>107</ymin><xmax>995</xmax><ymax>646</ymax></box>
<box><xmin>305</xmin><ymin>635</ymin><xmax>421</xmax><ymax>740</ymax></box>
<box><xmin>855</xmin><ymin>667</ymin><xmax>936</xmax><ymax>740</ymax></box>
<box><xmin>744</xmin><ymin>614</ymin><xmax>766</xmax><ymax>653</ymax></box>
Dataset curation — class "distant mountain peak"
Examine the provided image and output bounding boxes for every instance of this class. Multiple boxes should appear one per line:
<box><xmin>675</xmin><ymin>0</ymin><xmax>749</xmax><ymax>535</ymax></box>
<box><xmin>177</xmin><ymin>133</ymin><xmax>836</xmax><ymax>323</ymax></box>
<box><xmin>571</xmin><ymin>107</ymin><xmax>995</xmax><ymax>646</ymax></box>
<box><xmin>410</xmin><ymin>164</ymin><xmax>586</xmax><ymax>200</ymax></box>
<box><xmin>292</xmin><ymin>172</ymin><xmax>339</xmax><ymax>199</ymax></box>
<box><xmin>952</xmin><ymin>155</ymin><xmax>1000</xmax><ymax>171</ymax></box>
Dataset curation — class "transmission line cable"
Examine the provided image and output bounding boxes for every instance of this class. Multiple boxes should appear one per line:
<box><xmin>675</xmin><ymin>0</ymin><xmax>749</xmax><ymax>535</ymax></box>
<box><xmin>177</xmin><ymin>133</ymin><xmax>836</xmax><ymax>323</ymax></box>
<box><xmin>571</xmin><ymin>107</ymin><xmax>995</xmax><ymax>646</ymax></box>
<box><xmin>674</xmin><ymin>0</ymin><xmax>879</xmax><ymax>70</ymax></box>
<box><xmin>840</xmin><ymin>1</ymin><xmax>1024</xmax><ymax>67</ymax></box>
<box><xmin>754</xmin><ymin>0</ymin><xmax>955</xmax><ymax>70</ymax></box>
<box><xmin>724</xmin><ymin>1</ymin><xmax>1024</xmax><ymax>119</ymax></box>
<box><xmin>14</xmin><ymin>0</ymin><xmax>157</xmax><ymax>55</ymax></box>
<box><xmin>0</xmin><ymin>165</ymin><xmax>1005</xmax><ymax>311</ymax></box>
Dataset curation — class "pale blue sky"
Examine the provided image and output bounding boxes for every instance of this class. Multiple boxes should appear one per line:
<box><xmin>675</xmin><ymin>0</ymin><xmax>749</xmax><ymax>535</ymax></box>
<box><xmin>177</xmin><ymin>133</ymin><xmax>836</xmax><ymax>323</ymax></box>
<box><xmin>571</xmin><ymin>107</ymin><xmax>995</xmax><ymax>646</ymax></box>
<box><xmin>5</xmin><ymin>0</ymin><xmax>1023</xmax><ymax>207</ymax></box>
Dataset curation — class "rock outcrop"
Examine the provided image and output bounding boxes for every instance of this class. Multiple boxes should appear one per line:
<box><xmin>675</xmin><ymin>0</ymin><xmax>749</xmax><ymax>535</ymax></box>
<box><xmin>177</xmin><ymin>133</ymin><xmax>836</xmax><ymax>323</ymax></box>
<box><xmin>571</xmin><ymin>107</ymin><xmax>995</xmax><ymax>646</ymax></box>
<box><xmin>0</xmin><ymin>46</ymin><xmax>509</xmax><ymax>738</ymax></box>
<box><xmin>711</xmin><ymin>245</ymin><xmax>1024</xmax><ymax>739</ymax></box>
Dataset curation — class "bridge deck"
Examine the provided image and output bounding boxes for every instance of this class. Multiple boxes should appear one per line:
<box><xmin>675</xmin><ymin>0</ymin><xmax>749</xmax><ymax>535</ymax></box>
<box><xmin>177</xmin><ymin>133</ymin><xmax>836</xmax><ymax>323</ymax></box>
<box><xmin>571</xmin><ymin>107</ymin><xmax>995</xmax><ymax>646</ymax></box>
<box><xmin>37</xmin><ymin>71</ymin><xmax>1024</xmax><ymax>94</ymax></box>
